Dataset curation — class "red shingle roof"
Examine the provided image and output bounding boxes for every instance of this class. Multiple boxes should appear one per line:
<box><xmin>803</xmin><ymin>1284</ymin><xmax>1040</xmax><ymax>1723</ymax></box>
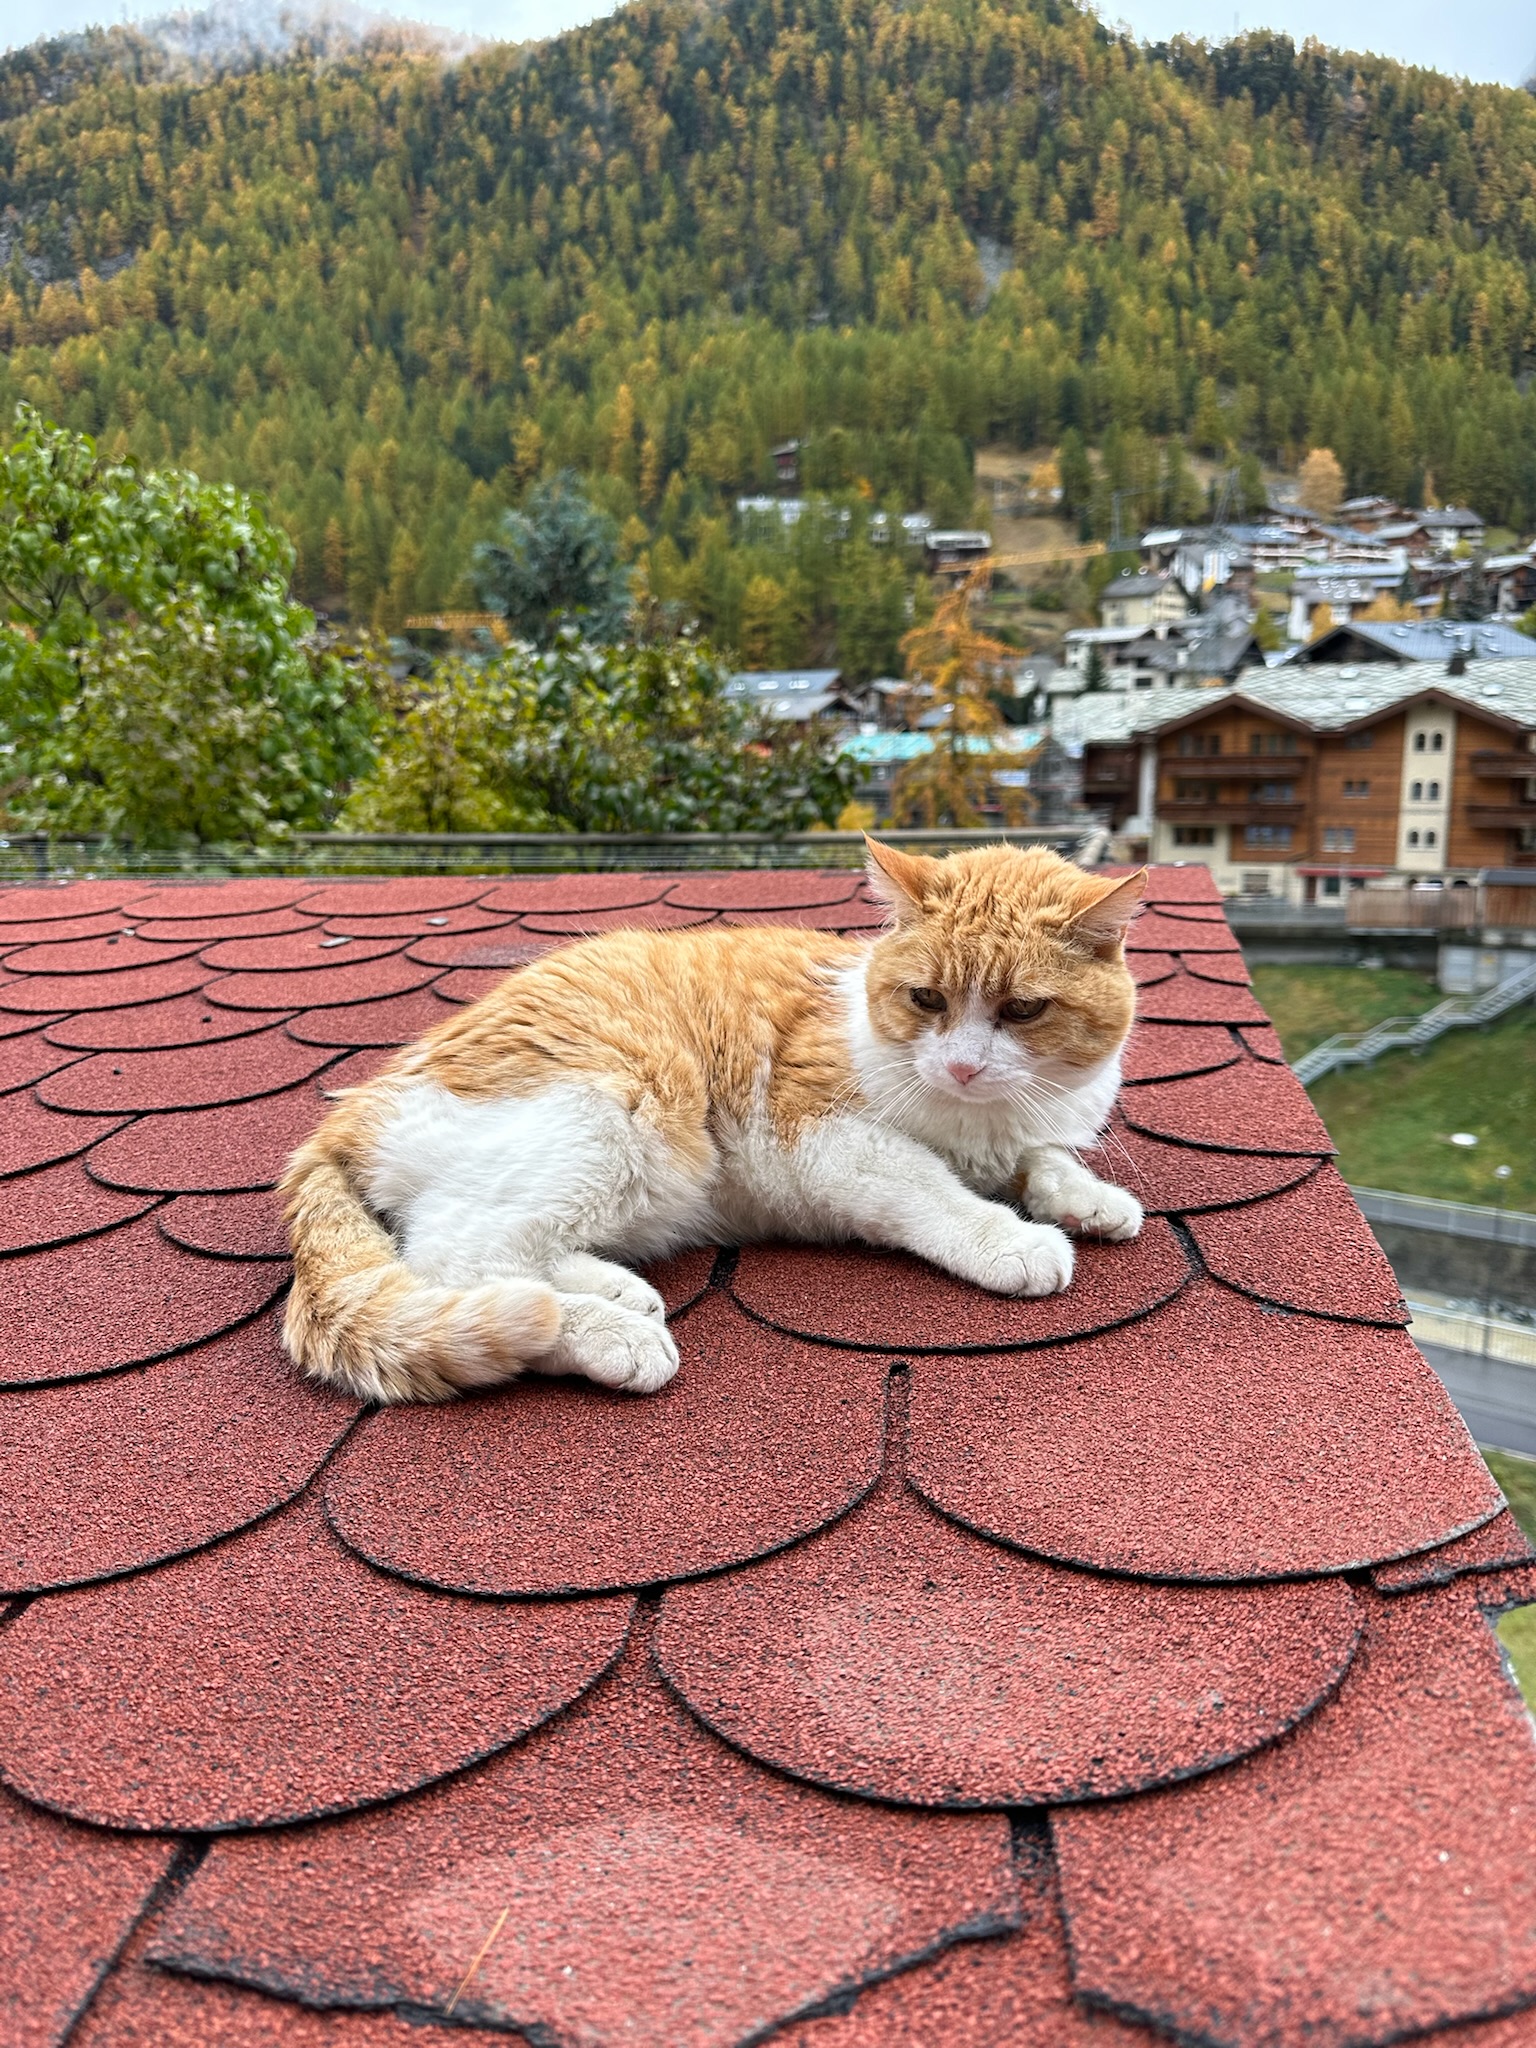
<box><xmin>1</xmin><ymin>865</ymin><xmax>1535</xmax><ymax>2048</ymax></box>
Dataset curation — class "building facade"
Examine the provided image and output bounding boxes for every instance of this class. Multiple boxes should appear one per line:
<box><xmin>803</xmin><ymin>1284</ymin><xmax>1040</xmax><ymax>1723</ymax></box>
<box><xmin>1072</xmin><ymin>660</ymin><xmax>1536</xmax><ymax>898</ymax></box>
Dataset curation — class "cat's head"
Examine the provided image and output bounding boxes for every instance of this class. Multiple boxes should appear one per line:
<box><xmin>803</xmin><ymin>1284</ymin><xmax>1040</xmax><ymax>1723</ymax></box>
<box><xmin>860</xmin><ymin>839</ymin><xmax>1144</xmax><ymax>1107</ymax></box>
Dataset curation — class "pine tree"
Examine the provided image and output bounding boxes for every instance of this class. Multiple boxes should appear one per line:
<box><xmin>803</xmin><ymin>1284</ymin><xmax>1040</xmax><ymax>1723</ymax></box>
<box><xmin>473</xmin><ymin>474</ymin><xmax>630</xmax><ymax>647</ymax></box>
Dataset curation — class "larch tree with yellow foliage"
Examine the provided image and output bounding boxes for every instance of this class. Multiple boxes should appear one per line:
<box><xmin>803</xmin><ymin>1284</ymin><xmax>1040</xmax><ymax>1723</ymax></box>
<box><xmin>1298</xmin><ymin>448</ymin><xmax>1346</xmax><ymax>524</ymax></box>
<box><xmin>889</xmin><ymin>569</ymin><xmax>1034</xmax><ymax>828</ymax></box>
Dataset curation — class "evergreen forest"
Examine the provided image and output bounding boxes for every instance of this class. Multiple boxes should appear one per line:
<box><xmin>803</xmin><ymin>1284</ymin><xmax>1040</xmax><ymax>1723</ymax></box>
<box><xmin>4</xmin><ymin>0</ymin><xmax>1536</xmax><ymax>663</ymax></box>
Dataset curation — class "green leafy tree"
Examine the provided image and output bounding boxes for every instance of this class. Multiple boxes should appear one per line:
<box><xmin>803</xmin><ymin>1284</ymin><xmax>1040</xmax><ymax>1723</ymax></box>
<box><xmin>344</xmin><ymin>636</ymin><xmax>853</xmax><ymax>834</ymax></box>
<box><xmin>473</xmin><ymin>473</ymin><xmax>631</xmax><ymax>648</ymax></box>
<box><xmin>0</xmin><ymin>408</ymin><xmax>377</xmax><ymax>845</ymax></box>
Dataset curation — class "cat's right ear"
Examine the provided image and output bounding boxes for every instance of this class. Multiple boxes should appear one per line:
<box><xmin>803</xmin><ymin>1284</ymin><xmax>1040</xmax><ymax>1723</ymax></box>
<box><xmin>864</xmin><ymin>837</ymin><xmax>940</xmax><ymax>925</ymax></box>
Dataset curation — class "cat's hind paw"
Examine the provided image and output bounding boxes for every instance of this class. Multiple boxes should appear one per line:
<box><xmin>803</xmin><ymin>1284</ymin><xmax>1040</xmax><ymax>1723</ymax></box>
<box><xmin>535</xmin><ymin>1295</ymin><xmax>680</xmax><ymax>1394</ymax></box>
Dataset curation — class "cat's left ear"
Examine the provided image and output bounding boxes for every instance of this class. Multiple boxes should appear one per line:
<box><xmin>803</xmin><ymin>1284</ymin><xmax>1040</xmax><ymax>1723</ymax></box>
<box><xmin>1066</xmin><ymin>869</ymin><xmax>1147</xmax><ymax>956</ymax></box>
<box><xmin>864</xmin><ymin>836</ymin><xmax>942</xmax><ymax>925</ymax></box>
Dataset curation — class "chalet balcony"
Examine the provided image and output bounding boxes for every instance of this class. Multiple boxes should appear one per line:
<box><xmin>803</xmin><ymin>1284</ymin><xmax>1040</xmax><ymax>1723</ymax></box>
<box><xmin>1163</xmin><ymin>755</ymin><xmax>1313</xmax><ymax>779</ymax></box>
<box><xmin>1347</xmin><ymin>884</ymin><xmax>1536</xmax><ymax>932</ymax></box>
<box><xmin>1470</xmin><ymin>751</ymin><xmax>1536</xmax><ymax>778</ymax></box>
<box><xmin>1466</xmin><ymin>803</ymin><xmax>1536</xmax><ymax>829</ymax></box>
<box><xmin>1347</xmin><ymin>890</ymin><xmax>1483</xmax><ymax>931</ymax></box>
<box><xmin>1160</xmin><ymin>800</ymin><xmax>1306</xmax><ymax>823</ymax></box>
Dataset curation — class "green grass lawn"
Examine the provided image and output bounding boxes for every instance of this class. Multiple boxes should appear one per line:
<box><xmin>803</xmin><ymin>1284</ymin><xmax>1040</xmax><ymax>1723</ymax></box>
<box><xmin>1305</xmin><ymin>1005</ymin><xmax>1536</xmax><ymax>1210</ymax></box>
<box><xmin>1498</xmin><ymin>1605</ymin><xmax>1536</xmax><ymax>1705</ymax></box>
<box><xmin>1249</xmin><ymin>964</ymin><xmax>1536</xmax><ymax>1209</ymax></box>
<box><xmin>1249</xmin><ymin>964</ymin><xmax>1442</xmax><ymax>1063</ymax></box>
<box><xmin>1485</xmin><ymin>1451</ymin><xmax>1536</xmax><ymax>1543</ymax></box>
<box><xmin>1477</xmin><ymin>1454</ymin><xmax>1536</xmax><ymax>1708</ymax></box>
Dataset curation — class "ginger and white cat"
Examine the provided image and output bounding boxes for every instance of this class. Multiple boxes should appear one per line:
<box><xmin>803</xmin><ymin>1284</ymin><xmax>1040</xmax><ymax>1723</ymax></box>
<box><xmin>282</xmin><ymin>841</ymin><xmax>1146</xmax><ymax>1403</ymax></box>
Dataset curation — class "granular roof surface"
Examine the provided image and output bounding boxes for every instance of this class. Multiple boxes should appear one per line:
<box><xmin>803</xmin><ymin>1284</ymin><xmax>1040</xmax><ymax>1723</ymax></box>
<box><xmin>1</xmin><ymin>865</ymin><xmax>1533</xmax><ymax>2048</ymax></box>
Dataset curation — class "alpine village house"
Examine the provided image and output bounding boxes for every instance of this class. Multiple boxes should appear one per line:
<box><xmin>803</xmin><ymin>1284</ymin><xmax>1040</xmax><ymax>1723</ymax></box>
<box><xmin>1074</xmin><ymin>659</ymin><xmax>1536</xmax><ymax>901</ymax></box>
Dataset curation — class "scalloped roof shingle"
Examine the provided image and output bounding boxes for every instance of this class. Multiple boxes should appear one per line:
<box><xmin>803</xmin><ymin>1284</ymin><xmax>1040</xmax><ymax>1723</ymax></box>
<box><xmin>1</xmin><ymin>866</ymin><xmax>1535</xmax><ymax>2048</ymax></box>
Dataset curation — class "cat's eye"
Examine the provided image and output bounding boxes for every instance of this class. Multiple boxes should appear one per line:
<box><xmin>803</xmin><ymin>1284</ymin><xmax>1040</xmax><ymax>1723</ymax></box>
<box><xmin>999</xmin><ymin>996</ymin><xmax>1048</xmax><ymax>1024</ymax></box>
<box><xmin>909</xmin><ymin>986</ymin><xmax>947</xmax><ymax>1013</ymax></box>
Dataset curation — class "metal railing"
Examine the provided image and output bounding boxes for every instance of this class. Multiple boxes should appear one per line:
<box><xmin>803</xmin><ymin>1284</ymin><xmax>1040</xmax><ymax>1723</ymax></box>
<box><xmin>1293</xmin><ymin>957</ymin><xmax>1536</xmax><ymax>1084</ymax></box>
<box><xmin>0</xmin><ymin>823</ymin><xmax>1100</xmax><ymax>883</ymax></box>
<box><xmin>1352</xmin><ymin>1186</ymin><xmax>1536</xmax><ymax>1250</ymax></box>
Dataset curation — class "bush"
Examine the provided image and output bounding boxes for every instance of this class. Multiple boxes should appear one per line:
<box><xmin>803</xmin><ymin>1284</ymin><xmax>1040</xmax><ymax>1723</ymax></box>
<box><xmin>0</xmin><ymin>407</ymin><xmax>377</xmax><ymax>846</ymax></box>
<box><xmin>344</xmin><ymin>636</ymin><xmax>853</xmax><ymax>835</ymax></box>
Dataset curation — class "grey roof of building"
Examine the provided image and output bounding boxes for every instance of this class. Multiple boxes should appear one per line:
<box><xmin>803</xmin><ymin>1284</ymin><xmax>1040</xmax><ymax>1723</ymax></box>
<box><xmin>1058</xmin><ymin>659</ymin><xmax>1536</xmax><ymax>747</ymax></box>
<box><xmin>1104</xmin><ymin>572</ymin><xmax>1174</xmax><ymax>596</ymax></box>
<box><xmin>726</xmin><ymin>669</ymin><xmax>842</xmax><ymax>693</ymax></box>
<box><xmin>1051</xmin><ymin>686</ymin><xmax>1224</xmax><ymax>748</ymax></box>
<box><xmin>1287</xmin><ymin>620</ymin><xmax>1533</xmax><ymax>665</ymax></box>
<box><xmin>1420</xmin><ymin>507</ymin><xmax>1485</xmax><ymax>529</ymax></box>
<box><xmin>1232</xmin><ymin>658</ymin><xmax>1536</xmax><ymax>730</ymax></box>
<box><xmin>1144</xmin><ymin>623</ymin><xmax>1260</xmax><ymax>674</ymax></box>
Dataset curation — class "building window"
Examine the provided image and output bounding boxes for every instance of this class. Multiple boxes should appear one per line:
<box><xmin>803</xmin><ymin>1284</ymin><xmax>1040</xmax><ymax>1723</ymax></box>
<box><xmin>1345</xmin><ymin>730</ymin><xmax>1374</xmax><ymax>750</ymax></box>
<box><xmin>1244</xmin><ymin>825</ymin><xmax>1293</xmax><ymax>847</ymax></box>
<box><xmin>1427</xmin><ymin>780</ymin><xmax>1440</xmax><ymax>800</ymax></box>
<box><xmin>1431</xmin><ymin>731</ymin><xmax>1445</xmax><ymax>752</ymax></box>
<box><xmin>1174</xmin><ymin>779</ymin><xmax>1221</xmax><ymax>802</ymax></box>
<box><xmin>1172</xmin><ymin>826</ymin><xmax>1216</xmax><ymax>846</ymax></box>
<box><xmin>1410</xmin><ymin>781</ymin><xmax>1423</xmax><ymax>800</ymax></box>
<box><xmin>1407</xmin><ymin>829</ymin><xmax>1420</xmax><ymax>847</ymax></box>
<box><xmin>1257</xmin><ymin>782</ymin><xmax>1295</xmax><ymax>802</ymax></box>
<box><xmin>1343</xmin><ymin>780</ymin><xmax>1369</xmax><ymax>796</ymax></box>
<box><xmin>1250</xmin><ymin>732</ymin><xmax>1297</xmax><ymax>755</ymax></box>
<box><xmin>1425</xmin><ymin>828</ymin><xmax>1437</xmax><ymax>847</ymax></box>
<box><xmin>1414</xmin><ymin>733</ymin><xmax>1426</xmax><ymax>753</ymax></box>
<box><xmin>1322</xmin><ymin>827</ymin><xmax>1356</xmax><ymax>852</ymax></box>
<box><xmin>1177</xmin><ymin>734</ymin><xmax>1221</xmax><ymax>757</ymax></box>
<box><xmin>1241</xmin><ymin>871</ymin><xmax>1273</xmax><ymax>894</ymax></box>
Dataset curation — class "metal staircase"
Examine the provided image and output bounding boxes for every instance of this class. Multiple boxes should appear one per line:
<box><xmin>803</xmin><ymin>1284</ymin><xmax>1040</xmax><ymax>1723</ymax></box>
<box><xmin>1292</xmin><ymin>958</ymin><xmax>1536</xmax><ymax>1085</ymax></box>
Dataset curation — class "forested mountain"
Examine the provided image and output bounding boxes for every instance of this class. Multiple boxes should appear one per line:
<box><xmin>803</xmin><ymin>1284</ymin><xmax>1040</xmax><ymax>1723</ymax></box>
<box><xmin>3</xmin><ymin>0</ymin><xmax>1536</xmax><ymax>653</ymax></box>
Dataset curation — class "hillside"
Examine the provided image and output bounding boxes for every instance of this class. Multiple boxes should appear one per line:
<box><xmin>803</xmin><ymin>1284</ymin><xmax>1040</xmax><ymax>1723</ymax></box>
<box><xmin>4</xmin><ymin>0</ymin><xmax>1536</xmax><ymax>653</ymax></box>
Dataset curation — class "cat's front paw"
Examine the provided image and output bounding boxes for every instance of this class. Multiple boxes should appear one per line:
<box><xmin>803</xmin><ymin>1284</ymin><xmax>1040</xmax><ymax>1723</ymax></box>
<box><xmin>957</xmin><ymin>1215</ymin><xmax>1075</xmax><ymax>1298</ymax></box>
<box><xmin>1060</xmin><ymin>1182</ymin><xmax>1144</xmax><ymax>1242</ymax></box>
<box><xmin>549</xmin><ymin>1253</ymin><xmax>667</xmax><ymax>1321</ymax></box>
<box><xmin>1027</xmin><ymin>1176</ymin><xmax>1143</xmax><ymax>1242</ymax></box>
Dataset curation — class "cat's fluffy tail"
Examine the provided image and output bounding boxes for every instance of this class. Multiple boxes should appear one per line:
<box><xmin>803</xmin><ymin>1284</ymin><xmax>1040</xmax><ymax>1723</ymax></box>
<box><xmin>280</xmin><ymin>1129</ymin><xmax>561</xmax><ymax>1404</ymax></box>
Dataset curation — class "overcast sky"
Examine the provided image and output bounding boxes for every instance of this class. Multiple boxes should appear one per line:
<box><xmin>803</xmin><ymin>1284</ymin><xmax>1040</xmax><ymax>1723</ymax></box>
<box><xmin>4</xmin><ymin>0</ymin><xmax>1532</xmax><ymax>87</ymax></box>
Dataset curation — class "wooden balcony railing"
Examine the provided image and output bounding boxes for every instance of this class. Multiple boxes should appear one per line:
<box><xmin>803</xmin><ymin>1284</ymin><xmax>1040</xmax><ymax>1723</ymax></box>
<box><xmin>1345</xmin><ymin>888</ymin><xmax>1531</xmax><ymax>931</ymax></box>
<box><xmin>1466</xmin><ymin>804</ymin><xmax>1536</xmax><ymax>830</ymax></box>
<box><xmin>1160</xmin><ymin>800</ymin><xmax>1305</xmax><ymax>823</ymax></box>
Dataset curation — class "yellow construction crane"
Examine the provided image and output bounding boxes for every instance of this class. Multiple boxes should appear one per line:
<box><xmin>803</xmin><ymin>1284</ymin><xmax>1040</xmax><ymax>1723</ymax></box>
<box><xmin>981</xmin><ymin>541</ymin><xmax>1109</xmax><ymax>574</ymax></box>
<box><xmin>402</xmin><ymin>611</ymin><xmax>509</xmax><ymax>644</ymax></box>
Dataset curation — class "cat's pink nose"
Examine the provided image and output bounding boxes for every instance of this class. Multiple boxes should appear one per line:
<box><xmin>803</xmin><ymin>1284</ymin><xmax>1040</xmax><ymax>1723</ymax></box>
<box><xmin>947</xmin><ymin>1060</ymin><xmax>983</xmax><ymax>1086</ymax></box>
